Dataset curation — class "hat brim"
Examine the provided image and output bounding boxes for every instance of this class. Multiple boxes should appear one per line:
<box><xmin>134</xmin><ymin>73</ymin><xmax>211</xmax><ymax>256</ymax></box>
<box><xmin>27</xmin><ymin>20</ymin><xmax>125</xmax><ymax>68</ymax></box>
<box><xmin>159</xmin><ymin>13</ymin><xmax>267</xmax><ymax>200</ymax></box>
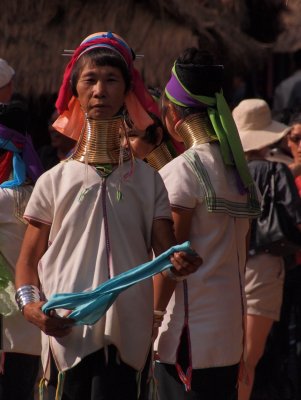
<box><xmin>238</xmin><ymin>120</ymin><xmax>290</xmax><ymax>152</ymax></box>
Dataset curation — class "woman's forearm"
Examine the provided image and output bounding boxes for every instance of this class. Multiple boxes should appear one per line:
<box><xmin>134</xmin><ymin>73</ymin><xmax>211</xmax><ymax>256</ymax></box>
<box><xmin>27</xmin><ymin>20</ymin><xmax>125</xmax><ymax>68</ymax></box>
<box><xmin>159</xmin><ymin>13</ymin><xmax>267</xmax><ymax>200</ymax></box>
<box><xmin>15</xmin><ymin>221</ymin><xmax>50</xmax><ymax>289</ymax></box>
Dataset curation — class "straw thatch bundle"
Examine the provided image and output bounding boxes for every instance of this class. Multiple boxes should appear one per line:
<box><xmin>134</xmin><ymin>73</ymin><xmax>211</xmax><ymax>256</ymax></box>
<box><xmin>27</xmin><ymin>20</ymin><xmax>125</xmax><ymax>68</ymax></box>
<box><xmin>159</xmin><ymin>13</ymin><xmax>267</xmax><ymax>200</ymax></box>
<box><xmin>0</xmin><ymin>0</ymin><xmax>197</xmax><ymax>96</ymax></box>
<box><xmin>0</xmin><ymin>0</ymin><xmax>271</xmax><ymax>97</ymax></box>
<box><xmin>274</xmin><ymin>0</ymin><xmax>301</xmax><ymax>52</ymax></box>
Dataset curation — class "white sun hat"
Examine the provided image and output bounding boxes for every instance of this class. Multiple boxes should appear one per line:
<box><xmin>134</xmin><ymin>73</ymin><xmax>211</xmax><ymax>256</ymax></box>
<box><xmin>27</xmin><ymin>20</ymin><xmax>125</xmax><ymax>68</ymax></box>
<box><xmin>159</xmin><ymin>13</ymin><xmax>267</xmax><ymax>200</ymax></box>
<box><xmin>232</xmin><ymin>98</ymin><xmax>290</xmax><ymax>152</ymax></box>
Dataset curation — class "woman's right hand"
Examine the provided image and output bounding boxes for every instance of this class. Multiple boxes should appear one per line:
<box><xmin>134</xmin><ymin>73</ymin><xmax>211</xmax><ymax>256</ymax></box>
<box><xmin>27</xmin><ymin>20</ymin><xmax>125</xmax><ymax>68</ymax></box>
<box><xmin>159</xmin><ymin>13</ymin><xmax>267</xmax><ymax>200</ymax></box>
<box><xmin>23</xmin><ymin>301</ymin><xmax>74</xmax><ymax>337</ymax></box>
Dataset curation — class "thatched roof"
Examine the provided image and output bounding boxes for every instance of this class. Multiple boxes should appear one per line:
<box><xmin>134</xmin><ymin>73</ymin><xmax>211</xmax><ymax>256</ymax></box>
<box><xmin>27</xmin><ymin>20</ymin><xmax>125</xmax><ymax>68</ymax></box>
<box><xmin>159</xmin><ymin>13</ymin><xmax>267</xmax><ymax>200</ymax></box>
<box><xmin>153</xmin><ymin>0</ymin><xmax>268</xmax><ymax>70</ymax></box>
<box><xmin>0</xmin><ymin>0</ymin><xmax>197</xmax><ymax>96</ymax></box>
<box><xmin>0</xmin><ymin>0</ymin><xmax>270</xmax><ymax>97</ymax></box>
<box><xmin>274</xmin><ymin>0</ymin><xmax>301</xmax><ymax>53</ymax></box>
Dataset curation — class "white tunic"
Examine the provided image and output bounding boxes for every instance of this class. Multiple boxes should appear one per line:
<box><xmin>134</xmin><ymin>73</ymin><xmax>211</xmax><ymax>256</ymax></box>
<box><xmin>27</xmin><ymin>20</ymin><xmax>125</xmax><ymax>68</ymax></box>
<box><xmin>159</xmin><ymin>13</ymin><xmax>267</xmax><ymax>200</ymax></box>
<box><xmin>24</xmin><ymin>159</ymin><xmax>171</xmax><ymax>373</ymax></box>
<box><xmin>157</xmin><ymin>143</ymin><xmax>254</xmax><ymax>368</ymax></box>
<box><xmin>0</xmin><ymin>186</ymin><xmax>41</xmax><ymax>355</ymax></box>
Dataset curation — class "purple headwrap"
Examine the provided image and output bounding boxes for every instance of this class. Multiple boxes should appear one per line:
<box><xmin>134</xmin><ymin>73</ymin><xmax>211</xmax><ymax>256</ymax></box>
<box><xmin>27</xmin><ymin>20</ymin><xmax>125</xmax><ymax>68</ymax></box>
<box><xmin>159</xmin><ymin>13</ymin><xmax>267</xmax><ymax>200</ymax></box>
<box><xmin>165</xmin><ymin>71</ymin><xmax>203</xmax><ymax>108</ymax></box>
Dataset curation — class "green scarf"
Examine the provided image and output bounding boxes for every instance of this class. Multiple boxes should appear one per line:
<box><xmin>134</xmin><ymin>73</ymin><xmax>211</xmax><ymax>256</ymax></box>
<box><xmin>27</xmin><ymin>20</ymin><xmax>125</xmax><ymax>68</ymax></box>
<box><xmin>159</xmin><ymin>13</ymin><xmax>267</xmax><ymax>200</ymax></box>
<box><xmin>165</xmin><ymin>65</ymin><xmax>253</xmax><ymax>189</ymax></box>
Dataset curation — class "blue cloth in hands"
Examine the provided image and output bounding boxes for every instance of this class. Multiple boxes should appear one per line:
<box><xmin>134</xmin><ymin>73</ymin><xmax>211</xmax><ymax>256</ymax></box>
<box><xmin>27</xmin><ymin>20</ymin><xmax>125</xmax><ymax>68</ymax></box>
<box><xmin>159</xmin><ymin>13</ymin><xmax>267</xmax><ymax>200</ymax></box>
<box><xmin>42</xmin><ymin>241</ymin><xmax>194</xmax><ymax>325</ymax></box>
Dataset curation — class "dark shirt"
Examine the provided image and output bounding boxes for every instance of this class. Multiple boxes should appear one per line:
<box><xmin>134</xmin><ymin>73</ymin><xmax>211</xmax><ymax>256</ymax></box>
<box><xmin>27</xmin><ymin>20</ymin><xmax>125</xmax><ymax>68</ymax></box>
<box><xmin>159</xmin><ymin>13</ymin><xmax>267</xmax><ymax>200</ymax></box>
<box><xmin>248</xmin><ymin>159</ymin><xmax>301</xmax><ymax>250</ymax></box>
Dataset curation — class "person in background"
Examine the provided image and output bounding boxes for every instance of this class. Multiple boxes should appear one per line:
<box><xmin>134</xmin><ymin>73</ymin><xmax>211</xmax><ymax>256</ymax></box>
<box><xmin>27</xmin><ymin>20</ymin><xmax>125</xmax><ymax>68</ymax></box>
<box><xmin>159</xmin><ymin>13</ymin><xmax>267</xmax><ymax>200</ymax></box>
<box><xmin>287</xmin><ymin>113</ymin><xmax>301</xmax><ymax>185</ymax></box>
<box><xmin>261</xmin><ymin>109</ymin><xmax>301</xmax><ymax>399</ymax></box>
<box><xmin>0</xmin><ymin>100</ymin><xmax>43</xmax><ymax>400</ymax></box>
<box><xmin>124</xmin><ymin>112</ymin><xmax>177</xmax><ymax>170</ymax></box>
<box><xmin>278</xmin><ymin>111</ymin><xmax>301</xmax><ymax>399</ymax></box>
<box><xmin>265</xmin><ymin>133</ymin><xmax>294</xmax><ymax>166</ymax></box>
<box><xmin>273</xmin><ymin>49</ymin><xmax>301</xmax><ymax>116</ymax></box>
<box><xmin>38</xmin><ymin>110</ymin><xmax>76</xmax><ymax>170</ymax></box>
<box><xmin>124</xmin><ymin>85</ymin><xmax>181</xmax><ymax>170</ymax></box>
<box><xmin>233</xmin><ymin>98</ymin><xmax>301</xmax><ymax>400</ymax></box>
<box><xmin>154</xmin><ymin>47</ymin><xmax>260</xmax><ymax>400</ymax></box>
<box><xmin>148</xmin><ymin>86</ymin><xmax>185</xmax><ymax>156</ymax></box>
<box><xmin>266</xmin><ymin>112</ymin><xmax>301</xmax><ymax>178</ymax></box>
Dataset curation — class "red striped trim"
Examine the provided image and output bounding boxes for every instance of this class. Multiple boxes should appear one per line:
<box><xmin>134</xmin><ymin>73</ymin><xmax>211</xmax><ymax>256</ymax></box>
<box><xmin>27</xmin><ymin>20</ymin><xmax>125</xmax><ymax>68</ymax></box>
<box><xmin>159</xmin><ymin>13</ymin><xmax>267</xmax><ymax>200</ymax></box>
<box><xmin>0</xmin><ymin>152</ymin><xmax>13</xmax><ymax>185</ymax></box>
<box><xmin>170</xmin><ymin>204</ymin><xmax>194</xmax><ymax>211</ymax></box>
<box><xmin>23</xmin><ymin>215</ymin><xmax>52</xmax><ymax>226</ymax></box>
<box><xmin>101</xmin><ymin>180</ymin><xmax>112</xmax><ymax>279</ymax></box>
<box><xmin>175</xmin><ymin>280</ymin><xmax>193</xmax><ymax>392</ymax></box>
<box><xmin>153</xmin><ymin>216</ymin><xmax>172</xmax><ymax>221</ymax></box>
<box><xmin>176</xmin><ymin>362</ymin><xmax>192</xmax><ymax>392</ymax></box>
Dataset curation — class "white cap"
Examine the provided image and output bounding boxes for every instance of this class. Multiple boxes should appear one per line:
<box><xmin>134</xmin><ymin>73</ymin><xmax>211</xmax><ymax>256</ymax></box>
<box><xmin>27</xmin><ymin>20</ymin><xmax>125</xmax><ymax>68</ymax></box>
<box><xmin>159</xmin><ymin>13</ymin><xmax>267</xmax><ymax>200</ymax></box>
<box><xmin>0</xmin><ymin>59</ymin><xmax>15</xmax><ymax>89</ymax></box>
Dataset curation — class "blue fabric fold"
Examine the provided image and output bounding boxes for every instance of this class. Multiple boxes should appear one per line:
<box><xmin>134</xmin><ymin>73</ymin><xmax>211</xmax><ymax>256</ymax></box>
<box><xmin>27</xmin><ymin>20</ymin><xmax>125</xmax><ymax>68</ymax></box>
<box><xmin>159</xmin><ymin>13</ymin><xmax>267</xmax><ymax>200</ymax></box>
<box><xmin>0</xmin><ymin>138</ymin><xmax>26</xmax><ymax>188</ymax></box>
<box><xmin>42</xmin><ymin>241</ymin><xmax>194</xmax><ymax>325</ymax></box>
<box><xmin>0</xmin><ymin>126</ymin><xmax>44</xmax><ymax>186</ymax></box>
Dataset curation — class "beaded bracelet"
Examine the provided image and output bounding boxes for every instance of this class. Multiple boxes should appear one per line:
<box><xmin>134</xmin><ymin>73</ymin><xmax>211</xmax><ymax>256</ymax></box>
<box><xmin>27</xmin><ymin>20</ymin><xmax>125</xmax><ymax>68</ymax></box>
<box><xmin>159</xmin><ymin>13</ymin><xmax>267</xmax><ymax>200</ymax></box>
<box><xmin>154</xmin><ymin>310</ymin><xmax>167</xmax><ymax>317</ymax></box>
<box><xmin>153</xmin><ymin>309</ymin><xmax>167</xmax><ymax>328</ymax></box>
<box><xmin>15</xmin><ymin>285</ymin><xmax>41</xmax><ymax>312</ymax></box>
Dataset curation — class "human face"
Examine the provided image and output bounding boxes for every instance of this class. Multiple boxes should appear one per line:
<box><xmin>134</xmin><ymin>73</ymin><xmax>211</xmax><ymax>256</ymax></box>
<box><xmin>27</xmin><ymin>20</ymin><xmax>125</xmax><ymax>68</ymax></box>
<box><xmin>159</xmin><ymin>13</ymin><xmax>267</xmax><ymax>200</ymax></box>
<box><xmin>288</xmin><ymin>124</ymin><xmax>301</xmax><ymax>164</ymax></box>
<box><xmin>76</xmin><ymin>62</ymin><xmax>127</xmax><ymax>119</ymax></box>
<box><xmin>122</xmin><ymin>120</ymin><xmax>154</xmax><ymax>159</ymax></box>
<box><xmin>124</xmin><ymin>121</ymin><xmax>164</xmax><ymax>159</ymax></box>
<box><xmin>127</xmin><ymin>131</ymin><xmax>156</xmax><ymax>159</ymax></box>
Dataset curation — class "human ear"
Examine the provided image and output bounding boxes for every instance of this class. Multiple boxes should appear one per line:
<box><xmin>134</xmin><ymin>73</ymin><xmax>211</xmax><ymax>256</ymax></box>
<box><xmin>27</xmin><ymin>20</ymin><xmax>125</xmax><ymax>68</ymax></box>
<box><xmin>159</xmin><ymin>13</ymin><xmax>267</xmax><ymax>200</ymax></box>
<box><xmin>164</xmin><ymin>103</ymin><xmax>182</xmax><ymax>142</ymax></box>
<box><xmin>167</xmin><ymin>103</ymin><xmax>180</xmax><ymax>126</ymax></box>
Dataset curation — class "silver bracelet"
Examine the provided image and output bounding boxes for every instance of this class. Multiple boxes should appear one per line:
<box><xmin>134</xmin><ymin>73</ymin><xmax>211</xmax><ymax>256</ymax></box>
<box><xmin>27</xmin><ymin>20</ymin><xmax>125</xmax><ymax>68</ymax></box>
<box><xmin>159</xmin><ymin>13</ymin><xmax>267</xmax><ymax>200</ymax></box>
<box><xmin>15</xmin><ymin>285</ymin><xmax>41</xmax><ymax>312</ymax></box>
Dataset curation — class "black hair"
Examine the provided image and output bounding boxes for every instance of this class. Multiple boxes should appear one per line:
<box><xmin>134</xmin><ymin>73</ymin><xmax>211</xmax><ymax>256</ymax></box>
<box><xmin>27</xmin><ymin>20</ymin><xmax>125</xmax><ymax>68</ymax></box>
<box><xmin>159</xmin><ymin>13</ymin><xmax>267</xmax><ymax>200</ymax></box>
<box><xmin>177</xmin><ymin>47</ymin><xmax>217</xmax><ymax>65</ymax></box>
<box><xmin>0</xmin><ymin>100</ymin><xmax>28</xmax><ymax>156</ymax></box>
<box><xmin>124</xmin><ymin>111</ymin><xmax>167</xmax><ymax>146</ymax></box>
<box><xmin>288</xmin><ymin>112</ymin><xmax>301</xmax><ymax>126</ymax></box>
<box><xmin>294</xmin><ymin>49</ymin><xmax>301</xmax><ymax>69</ymax></box>
<box><xmin>144</xmin><ymin>113</ymin><xmax>169</xmax><ymax>145</ymax></box>
<box><xmin>70</xmin><ymin>47</ymin><xmax>131</xmax><ymax>96</ymax></box>
<box><xmin>162</xmin><ymin>47</ymin><xmax>224</xmax><ymax>119</ymax></box>
<box><xmin>175</xmin><ymin>47</ymin><xmax>224</xmax><ymax>97</ymax></box>
<box><xmin>148</xmin><ymin>86</ymin><xmax>162</xmax><ymax>101</ymax></box>
<box><xmin>0</xmin><ymin>100</ymin><xmax>28</xmax><ymax>134</ymax></box>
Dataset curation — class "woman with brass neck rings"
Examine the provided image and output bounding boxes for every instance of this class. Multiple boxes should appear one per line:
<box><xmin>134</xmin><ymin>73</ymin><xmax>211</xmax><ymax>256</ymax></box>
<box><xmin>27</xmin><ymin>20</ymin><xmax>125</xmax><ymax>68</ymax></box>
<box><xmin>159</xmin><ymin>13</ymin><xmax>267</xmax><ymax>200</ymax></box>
<box><xmin>154</xmin><ymin>47</ymin><xmax>261</xmax><ymax>400</ymax></box>
<box><xmin>14</xmin><ymin>32</ymin><xmax>202</xmax><ymax>400</ymax></box>
<box><xmin>124</xmin><ymin>111</ymin><xmax>178</xmax><ymax>170</ymax></box>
